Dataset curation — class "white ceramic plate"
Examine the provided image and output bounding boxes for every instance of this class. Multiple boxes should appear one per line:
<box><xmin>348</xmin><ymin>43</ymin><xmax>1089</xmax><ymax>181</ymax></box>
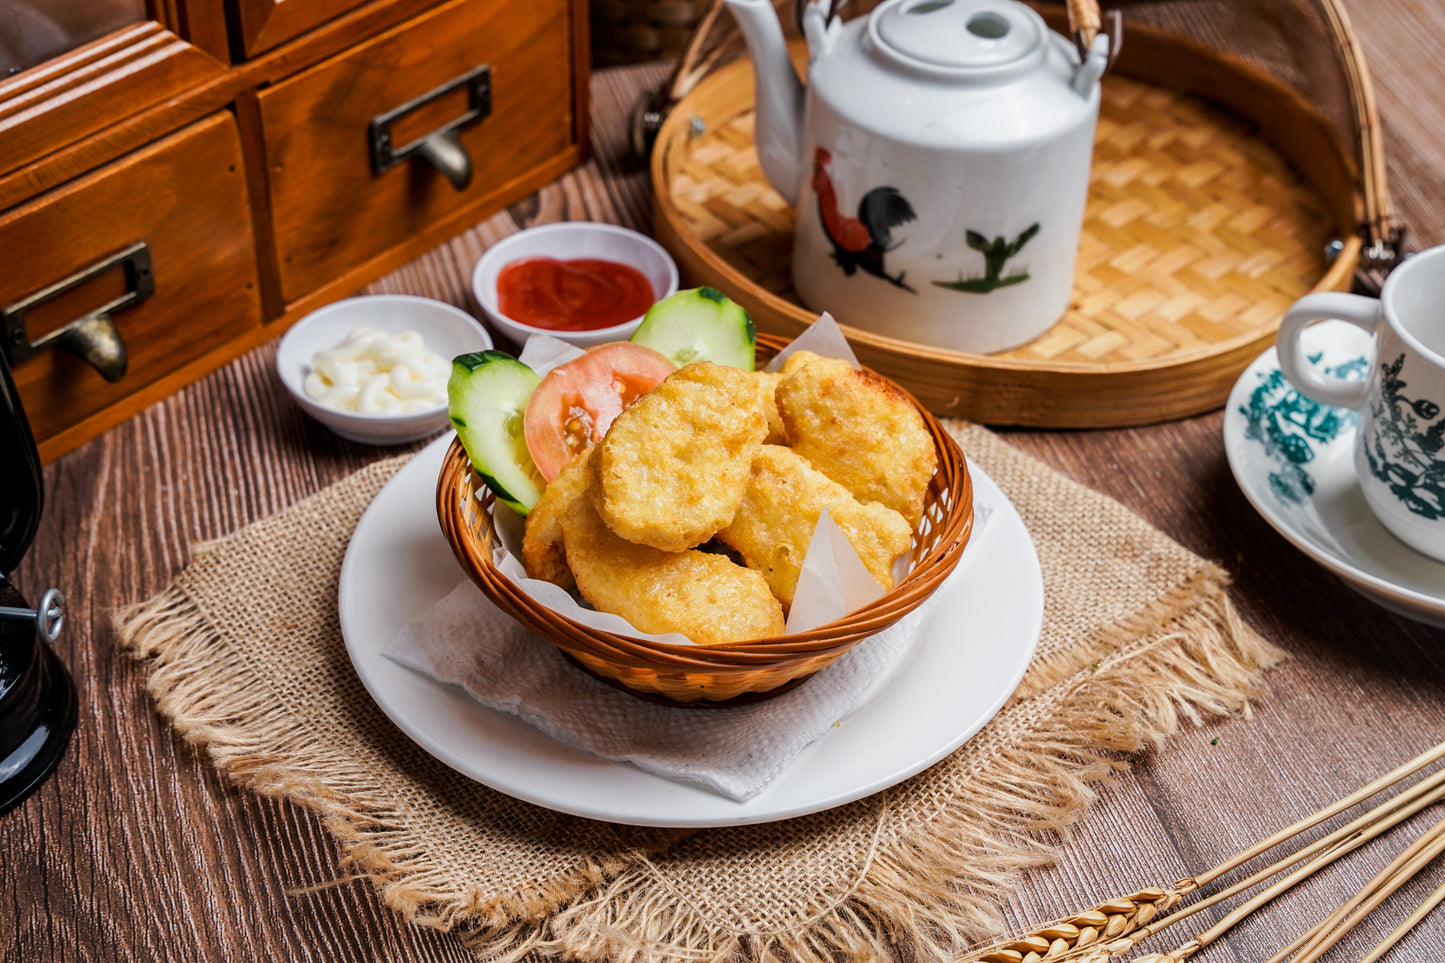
<box><xmin>1224</xmin><ymin>320</ymin><xmax>1445</xmax><ymax>627</ymax></box>
<box><xmin>339</xmin><ymin>435</ymin><xmax>1043</xmax><ymax>827</ymax></box>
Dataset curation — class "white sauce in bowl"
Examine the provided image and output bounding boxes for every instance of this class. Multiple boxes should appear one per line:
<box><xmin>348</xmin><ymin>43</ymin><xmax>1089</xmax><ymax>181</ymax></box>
<box><xmin>303</xmin><ymin>326</ymin><xmax>449</xmax><ymax>415</ymax></box>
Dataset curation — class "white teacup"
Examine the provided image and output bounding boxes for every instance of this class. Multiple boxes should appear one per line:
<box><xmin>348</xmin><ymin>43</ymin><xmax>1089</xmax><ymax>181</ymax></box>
<box><xmin>1277</xmin><ymin>246</ymin><xmax>1445</xmax><ymax>562</ymax></box>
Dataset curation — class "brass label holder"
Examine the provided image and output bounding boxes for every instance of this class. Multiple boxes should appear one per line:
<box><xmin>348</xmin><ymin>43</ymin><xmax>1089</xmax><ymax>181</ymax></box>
<box><xmin>1</xmin><ymin>241</ymin><xmax>152</xmax><ymax>383</ymax></box>
<box><xmin>368</xmin><ymin>65</ymin><xmax>492</xmax><ymax>191</ymax></box>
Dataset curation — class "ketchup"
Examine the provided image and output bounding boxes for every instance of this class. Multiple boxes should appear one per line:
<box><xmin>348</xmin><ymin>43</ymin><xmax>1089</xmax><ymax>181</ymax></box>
<box><xmin>496</xmin><ymin>257</ymin><xmax>655</xmax><ymax>331</ymax></box>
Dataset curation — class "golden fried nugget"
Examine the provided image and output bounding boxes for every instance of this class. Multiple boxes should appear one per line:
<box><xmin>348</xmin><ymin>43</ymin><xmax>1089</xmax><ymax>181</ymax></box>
<box><xmin>562</xmin><ymin>494</ymin><xmax>785</xmax><ymax>645</ymax></box>
<box><xmin>596</xmin><ymin>362</ymin><xmax>768</xmax><ymax>552</ymax></box>
<box><xmin>718</xmin><ymin>445</ymin><xmax>913</xmax><ymax>609</ymax></box>
<box><xmin>751</xmin><ymin>370</ymin><xmax>788</xmax><ymax>444</ymax></box>
<box><xmin>521</xmin><ymin>447</ymin><xmax>597</xmax><ymax>590</ymax></box>
<box><xmin>776</xmin><ymin>357</ymin><xmax>937</xmax><ymax>526</ymax></box>
<box><xmin>779</xmin><ymin>349</ymin><xmax>826</xmax><ymax>376</ymax></box>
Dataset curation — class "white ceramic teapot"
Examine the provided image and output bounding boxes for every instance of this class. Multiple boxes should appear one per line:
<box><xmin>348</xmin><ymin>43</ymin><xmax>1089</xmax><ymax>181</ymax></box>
<box><xmin>725</xmin><ymin>0</ymin><xmax>1112</xmax><ymax>354</ymax></box>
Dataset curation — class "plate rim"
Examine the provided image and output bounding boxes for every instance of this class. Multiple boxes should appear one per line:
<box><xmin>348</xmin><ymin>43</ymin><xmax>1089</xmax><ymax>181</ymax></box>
<box><xmin>338</xmin><ymin>435</ymin><xmax>1044</xmax><ymax>827</ymax></box>
<box><xmin>1222</xmin><ymin>324</ymin><xmax>1445</xmax><ymax>618</ymax></box>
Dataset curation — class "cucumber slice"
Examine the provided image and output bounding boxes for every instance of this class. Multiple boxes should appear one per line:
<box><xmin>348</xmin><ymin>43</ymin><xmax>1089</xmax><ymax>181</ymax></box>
<box><xmin>447</xmin><ymin>350</ymin><xmax>544</xmax><ymax>516</ymax></box>
<box><xmin>630</xmin><ymin>286</ymin><xmax>756</xmax><ymax>370</ymax></box>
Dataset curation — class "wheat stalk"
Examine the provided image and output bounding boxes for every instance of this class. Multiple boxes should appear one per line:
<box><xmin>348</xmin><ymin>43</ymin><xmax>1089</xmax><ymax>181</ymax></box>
<box><xmin>957</xmin><ymin>739</ymin><xmax>1445</xmax><ymax>963</ymax></box>
<box><xmin>1116</xmin><ymin>812</ymin><xmax>1445</xmax><ymax>963</ymax></box>
<box><xmin>971</xmin><ymin>890</ymin><xmax>1186</xmax><ymax>963</ymax></box>
<box><xmin>1358</xmin><ymin>878</ymin><xmax>1445</xmax><ymax>963</ymax></box>
<box><xmin>1080</xmin><ymin>767</ymin><xmax>1445</xmax><ymax>963</ymax></box>
<box><xmin>1267</xmin><ymin>813</ymin><xmax>1445</xmax><ymax>963</ymax></box>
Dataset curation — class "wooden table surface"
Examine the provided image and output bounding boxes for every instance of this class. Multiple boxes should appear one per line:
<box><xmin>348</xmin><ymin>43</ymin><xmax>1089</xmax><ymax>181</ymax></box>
<box><xmin>8</xmin><ymin>3</ymin><xmax>1445</xmax><ymax>960</ymax></box>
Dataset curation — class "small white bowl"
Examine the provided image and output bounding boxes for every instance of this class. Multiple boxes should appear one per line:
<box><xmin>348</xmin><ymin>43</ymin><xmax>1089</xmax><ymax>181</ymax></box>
<box><xmin>471</xmin><ymin>222</ymin><xmax>679</xmax><ymax>349</ymax></box>
<box><xmin>276</xmin><ymin>295</ymin><xmax>492</xmax><ymax>445</ymax></box>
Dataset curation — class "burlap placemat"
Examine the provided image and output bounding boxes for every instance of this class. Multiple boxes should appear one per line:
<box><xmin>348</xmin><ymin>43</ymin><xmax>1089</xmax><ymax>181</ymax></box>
<box><xmin>115</xmin><ymin>421</ymin><xmax>1280</xmax><ymax>962</ymax></box>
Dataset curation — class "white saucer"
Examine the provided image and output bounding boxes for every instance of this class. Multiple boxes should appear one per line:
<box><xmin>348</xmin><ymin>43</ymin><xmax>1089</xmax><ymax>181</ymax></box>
<box><xmin>338</xmin><ymin>435</ymin><xmax>1043</xmax><ymax>827</ymax></box>
<box><xmin>1224</xmin><ymin>320</ymin><xmax>1445</xmax><ymax>627</ymax></box>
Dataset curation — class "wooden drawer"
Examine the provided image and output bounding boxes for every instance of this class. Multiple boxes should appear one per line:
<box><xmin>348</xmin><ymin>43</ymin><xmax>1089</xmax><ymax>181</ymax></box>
<box><xmin>2</xmin><ymin>113</ymin><xmax>262</xmax><ymax>449</ymax></box>
<box><xmin>257</xmin><ymin>0</ymin><xmax>578</xmax><ymax>305</ymax></box>
<box><xmin>231</xmin><ymin>0</ymin><xmax>371</xmax><ymax>58</ymax></box>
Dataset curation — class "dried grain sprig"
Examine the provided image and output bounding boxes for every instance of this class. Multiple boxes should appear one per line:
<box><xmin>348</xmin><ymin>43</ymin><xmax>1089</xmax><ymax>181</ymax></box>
<box><xmin>969</xmin><ymin>890</ymin><xmax>1186</xmax><ymax>963</ymax></box>
<box><xmin>1082</xmin><ymin>765</ymin><xmax>1445</xmax><ymax>962</ymax></box>
<box><xmin>1357</xmin><ymin>878</ymin><xmax>1445</xmax><ymax>963</ymax></box>
<box><xmin>1267</xmin><ymin>812</ymin><xmax>1445</xmax><ymax>963</ymax></box>
<box><xmin>957</xmin><ymin>739</ymin><xmax>1445</xmax><ymax>963</ymax></box>
<box><xmin>1113</xmin><ymin>807</ymin><xmax>1445</xmax><ymax>963</ymax></box>
<box><xmin>1189</xmin><ymin>738</ymin><xmax>1445</xmax><ymax>889</ymax></box>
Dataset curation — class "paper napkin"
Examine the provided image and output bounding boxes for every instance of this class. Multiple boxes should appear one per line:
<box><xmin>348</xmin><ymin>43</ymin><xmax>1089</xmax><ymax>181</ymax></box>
<box><xmin>383</xmin><ymin>577</ymin><xmax>946</xmax><ymax>801</ymax></box>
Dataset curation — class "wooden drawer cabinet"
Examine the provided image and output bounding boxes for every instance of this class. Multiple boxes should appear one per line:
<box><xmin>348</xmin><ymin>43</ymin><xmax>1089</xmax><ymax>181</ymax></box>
<box><xmin>234</xmin><ymin>0</ymin><xmax>376</xmax><ymax>58</ymax></box>
<box><xmin>0</xmin><ymin>0</ymin><xmax>588</xmax><ymax>461</ymax></box>
<box><xmin>260</xmin><ymin>0</ymin><xmax>576</xmax><ymax>304</ymax></box>
<box><xmin>2</xmin><ymin>113</ymin><xmax>261</xmax><ymax>450</ymax></box>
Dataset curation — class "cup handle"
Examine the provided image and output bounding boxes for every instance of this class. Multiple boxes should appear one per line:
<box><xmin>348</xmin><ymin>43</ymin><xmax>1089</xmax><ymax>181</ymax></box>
<box><xmin>1275</xmin><ymin>292</ymin><xmax>1379</xmax><ymax>409</ymax></box>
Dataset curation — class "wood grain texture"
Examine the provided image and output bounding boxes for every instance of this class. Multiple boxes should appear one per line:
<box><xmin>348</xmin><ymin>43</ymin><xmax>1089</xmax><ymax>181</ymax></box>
<box><xmin>6</xmin><ymin>3</ymin><xmax>1445</xmax><ymax>960</ymax></box>
<box><xmin>3</xmin><ymin>0</ymin><xmax>589</xmax><ymax>463</ymax></box>
<box><xmin>232</xmin><ymin>0</ymin><xmax>377</xmax><ymax>58</ymax></box>
<box><xmin>170</xmin><ymin>0</ymin><xmax>233</xmax><ymax>64</ymax></box>
<box><xmin>0</xmin><ymin>0</ymin><xmax>523</xmax><ymax>211</ymax></box>
<box><xmin>259</xmin><ymin>0</ymin><xmax>578</xmax><ymax>304</ymax></box>
<box><xmin>3</xmin><ymin>113</ymin><xmax>262</xmax><ymax>449</ymax></box>
<box><xmin>0</xmin><ymin>22</ymin><xmax>227</xmax><ymax>179</ymax></box>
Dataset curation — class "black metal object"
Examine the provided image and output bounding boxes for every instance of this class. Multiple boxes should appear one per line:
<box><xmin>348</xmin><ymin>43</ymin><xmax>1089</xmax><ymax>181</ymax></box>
<box><xmin>368</xmin><ymin>65</ymin><xmax>491</xmax><ymax>191</ymax></box>
<box><xmin>0</xmin><ymin>349</ymin><xmax>76</xmax><ymax>817</ymax></box>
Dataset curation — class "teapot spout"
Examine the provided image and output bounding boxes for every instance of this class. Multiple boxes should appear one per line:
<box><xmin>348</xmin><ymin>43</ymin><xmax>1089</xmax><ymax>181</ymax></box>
<box><xmin>723</xmin><ymin>0</ymin><xmax>806</xmax><ymax>201</ymax></box>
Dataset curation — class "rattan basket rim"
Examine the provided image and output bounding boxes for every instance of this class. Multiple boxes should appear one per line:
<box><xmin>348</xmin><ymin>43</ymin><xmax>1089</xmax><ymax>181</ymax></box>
<box><xmin>434</xmin><ymin>338</ymin><xmax>975</xmax><ymax>669</ymax></box>
<box><xmin>648</xmin><ymin>16</ymin><xmax>1368</xmax><ymax>427</ymax></box>
<box><xmin>653</xmin><ymin>22</ymin><xmax>1361</xmax><ymax>379</ymax></box>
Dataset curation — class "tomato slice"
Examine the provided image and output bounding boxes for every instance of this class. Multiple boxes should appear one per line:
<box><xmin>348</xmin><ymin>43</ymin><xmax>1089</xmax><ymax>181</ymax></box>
<box><xmin>523</xmin><ymin>342</ymin><xmax>676</xmax><ymax>481</ymax></box>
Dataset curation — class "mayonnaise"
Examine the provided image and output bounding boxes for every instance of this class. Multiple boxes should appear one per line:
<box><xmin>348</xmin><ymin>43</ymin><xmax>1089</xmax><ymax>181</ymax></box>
<box><xmin>303</xmin><ymin>326</ymin><xmax>449</xmax><ymax>414</ymax></box>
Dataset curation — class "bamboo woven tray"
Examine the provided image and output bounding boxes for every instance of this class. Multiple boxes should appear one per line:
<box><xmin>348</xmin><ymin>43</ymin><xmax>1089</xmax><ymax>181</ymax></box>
<box><xmin>651</xmin><ymin>23</ymin><xmax>1362</xmax><ymax>427</ymax></box>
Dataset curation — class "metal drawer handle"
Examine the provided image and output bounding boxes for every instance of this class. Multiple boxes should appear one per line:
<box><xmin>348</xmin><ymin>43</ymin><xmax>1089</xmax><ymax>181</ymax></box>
<box><xmin>1</xmin><ymin>242</ymin><xmax>150</xmax><ymax>383</ymax></box>
<box><xmin>368</xmin><ymin>65</ymin><xmax>491</xmax><ymax>192</ymax></box>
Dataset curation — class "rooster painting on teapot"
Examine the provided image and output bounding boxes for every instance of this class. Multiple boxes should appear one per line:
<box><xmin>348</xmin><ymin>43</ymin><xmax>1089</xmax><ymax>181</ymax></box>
<box><xmin>812</xmin><ymin>147</ymin><xmax>917</xmax><ymax>291</ymax></box>
<box><xmin>728</xmin><ymin>0</ymin><xmax>1112</xmax><ymax>354</ymax></box>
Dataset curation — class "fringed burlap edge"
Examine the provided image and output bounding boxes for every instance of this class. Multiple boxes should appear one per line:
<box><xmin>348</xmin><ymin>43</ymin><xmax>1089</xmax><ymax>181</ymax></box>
<box><xmin>116</xmin><ymin>557</ymin><xmax>1281</xmax><ymax>963</ymax></box>
<box><xmin>112</xmin><ymin>589</ymin><xmax>667</xmax><ymax>938</ymax></box>
<box><xmin>489</xmin><ymin>566</ymin><xmax>1284</xmax><ymax>963</ymax></box>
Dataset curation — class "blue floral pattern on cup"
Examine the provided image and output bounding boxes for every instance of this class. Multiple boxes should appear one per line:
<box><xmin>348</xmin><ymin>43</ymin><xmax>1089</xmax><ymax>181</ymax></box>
<box><xmin>1362</xmin><ymin>353</ymin><xmax>1445</xmax><ymax>520</ymax></box>
<box><xmin>1240</xmin><ymin>353</ymin><xmax>1367</xmax><ymax>505</ymax></box>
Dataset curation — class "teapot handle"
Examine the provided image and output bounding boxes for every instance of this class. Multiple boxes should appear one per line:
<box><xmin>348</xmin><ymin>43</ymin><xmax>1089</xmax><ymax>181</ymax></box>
<box><xmin>1066</xmin><ymin>0</ymin><xmax>1100</xmax><ymax>47</ymax></box>
<box><xmin>793</xmin><ymin>0</ymin><xmax>844</xmax><ymax>35</ymax></box>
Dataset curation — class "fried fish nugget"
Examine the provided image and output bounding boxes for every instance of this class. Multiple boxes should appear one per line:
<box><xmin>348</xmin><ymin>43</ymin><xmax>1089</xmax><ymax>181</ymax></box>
<box><xmin>597</xmin><ymin>362</ymin><xmax>768</xmax><ymax>552</ymax></box>
<box><xmin>718</xmin><ymin>445</ymin><xmax>913</xmax><ymax>609</ymax></box>
<box><xmin>779</xmin><ymin>349</ymin><xmax>826</xmax><ymax>376</ymax></box>
<box><xmin>562</xmin><ymin>494</ymin><xmax>785</xmax><ymax>645</ymax></box>
<box><xmin>521</xmin><ymin>447</ymin><xmax>597</xmax><ymax>590</ymax></box>
<box><xmin>776</xmin><ymin>357</ymin><xmax>937</xmax><ymax>526</ymax></box>
<box><xmin>751</xmin><ymin>370</ymin><xmax>788</xmax><ymax>444</ymax></box>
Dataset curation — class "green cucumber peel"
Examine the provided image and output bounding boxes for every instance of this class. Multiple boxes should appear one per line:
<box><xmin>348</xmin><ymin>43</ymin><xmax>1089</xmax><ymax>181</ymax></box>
<box><xmin>631</xmin><ymin>287</ymin><xmax>756</xmax><ymax>370</ymax></box>
<box><xmin>446</xmin><ymin>351</ymin><xmax>543</xmax><ymax>515</ymax></box>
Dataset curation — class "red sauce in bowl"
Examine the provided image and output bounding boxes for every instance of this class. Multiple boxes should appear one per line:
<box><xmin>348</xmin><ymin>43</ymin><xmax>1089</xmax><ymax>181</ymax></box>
<box><xmin>496</xmin><ymin>257</ymin><xmax>655</xmax><ymax>332</ymax></box>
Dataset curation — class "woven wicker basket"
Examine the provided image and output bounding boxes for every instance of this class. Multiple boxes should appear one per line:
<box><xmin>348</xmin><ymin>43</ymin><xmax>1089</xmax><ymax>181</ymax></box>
<box><xmin>435</xmin><ymin>335</ymin><xmax>974</xmax><ymax>704</ymax></box>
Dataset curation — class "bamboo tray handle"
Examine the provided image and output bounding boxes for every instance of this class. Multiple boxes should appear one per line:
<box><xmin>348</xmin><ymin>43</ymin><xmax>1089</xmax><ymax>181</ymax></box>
<box><xmin>634</xmin><ymin>0</ymin><xmax>1398</xmax><ymax>269</ymax></box>
<box><xmin>1318</xmin><ymin>0</ymin><xmax>1402</xmax><ymax>270</ymax></box>
<box><xmin>1065</xmin><ymin>0</ymin><xmax>1103</xmax><ymax>53</ymax></box>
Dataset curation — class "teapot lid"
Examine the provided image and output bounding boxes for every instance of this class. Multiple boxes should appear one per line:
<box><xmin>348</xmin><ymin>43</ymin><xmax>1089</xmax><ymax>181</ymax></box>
<box><xmin>872</xmin><ymin>0</ymin><xmax>1046</xmax><ymax>75</ymax></box>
